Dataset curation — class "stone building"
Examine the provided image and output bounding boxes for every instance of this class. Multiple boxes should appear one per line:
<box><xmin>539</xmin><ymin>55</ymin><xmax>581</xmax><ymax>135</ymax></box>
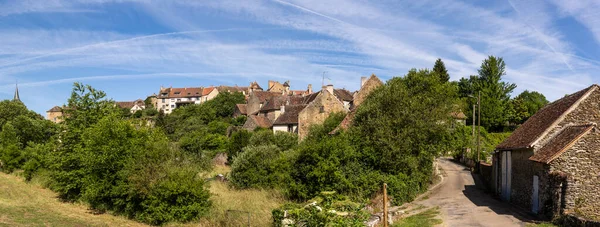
<box><xmin>495</xmin><ymin>84</ymin><xmax>600</xmax><ymax>219</ymax></box>
<box><xmin>46</xmin><ymin>106</ymin><xmax>64</xmax><ymax>123</ymax></box>
<box><xmin>297</xmin><ymin>85</ymin><xmax>351</xmax><ymax>140</ymax></box>
<box><xmin>233</xmin><ymin>104</ymin><xmax>247</xmax><ymax>118</ymax></box>
<box><xmin>245</xmin><ymin>91</ymin><xmax>282</xmax><ymax>116</ymax></box>
<box><xmin>331</xmin><ymin>75</ymin><xmax>384</xmax><ymax>134</ymax></box>
<box><xmin>242</xmin><ymin>115</ymin><xmax>272</xmax><ymax>131</ymax></box>
<box><xmin>272</xmin><ymin>104</ymin><xmax>307</xmax><ymax>133</ymax></box>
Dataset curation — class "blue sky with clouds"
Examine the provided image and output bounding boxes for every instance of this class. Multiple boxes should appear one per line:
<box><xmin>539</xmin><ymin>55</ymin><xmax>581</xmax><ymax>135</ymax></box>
<box><xmin>1</xmin><ymin>0</ymin><xmax>600</xmax><ymax>114</ymax></box>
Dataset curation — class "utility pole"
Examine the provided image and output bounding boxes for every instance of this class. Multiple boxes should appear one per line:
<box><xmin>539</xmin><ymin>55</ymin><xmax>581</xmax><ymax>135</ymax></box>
<box><xmin>472</xmin><ymin>104</ymin><xmax>476</xmax><ymax>138</ymax></box>
<box><xmin>477</xmin><ymin>91</ymin><xmax>481</xmax><ymax>163</ymax></box>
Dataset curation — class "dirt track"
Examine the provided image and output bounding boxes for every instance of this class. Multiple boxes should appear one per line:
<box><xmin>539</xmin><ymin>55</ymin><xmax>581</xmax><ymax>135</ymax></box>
<box><xmin>416</xmin><ymin>158</ymin><xmax>534</xmax><ymax>227</ymax></box>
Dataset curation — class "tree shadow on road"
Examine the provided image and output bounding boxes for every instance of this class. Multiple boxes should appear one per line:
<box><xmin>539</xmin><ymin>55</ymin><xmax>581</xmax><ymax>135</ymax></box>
<box><xmin>462</xmin><ymin>172</ymin><xmax>541</xmax><ymax>223</ymax></box>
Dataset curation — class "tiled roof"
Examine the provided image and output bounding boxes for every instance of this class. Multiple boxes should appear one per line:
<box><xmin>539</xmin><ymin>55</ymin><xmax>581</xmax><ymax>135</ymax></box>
<box><xmin>253</xmin><ymin>91</ymin><xmax>282</xmax><ymax>103</ymax></box>
<box><xmin>529</xmin><ymin>124</ymin><xmax>594</xmax><ymax>164</ymax></box>
<box><xmin>116</xmin><ymin>99</ymin><xmax>144</xmax><ymax>109</ymax></box>
<box><xmin>273</xmin><ymin>105</ymin><xmax>307</xmax><ymax>125</ymax></box>
<box><xmin>202</xmin><ymin>87</ymin><xmax>216</xmax><ymax>96</ymax></box>
<box><xmin>451</xmin><ymin>111</ymin><xmax>467</xmax><ymax>119</ymax></box>
<box><xmin>249</xmin><ymin>115</ymin><xmax>272</xmax><ymax>128</ymax></box>
<box><xmin>217</xmin><ymin>86</ymin><xmax>247</xmax><ymax>93</ymax></box>
<box><xmin>334</xmin><ymin>89</ymin><xmax>354</xmax><ymax>102</ymax></box>
<box><xmin>236</xmin><ymin>104</ymin><xmax>247</xmax><ymax>115</ymax></box>
<box><xmin>497</xmin><ymin>85</ymin><xmax>597</xmax><ymax>150</ymax></box>
<box><xmin>47</xmin><ymin>106</ymin><xmax>62</xmax><ymax>112</ymax></box>
<box><xmin>249</xmin><ymin>81</ymin><xmax>263</xmax><ymax>90</ymax></box>
<box><xmin>159</xmin><ymin>87</ymin><xmax>204</xmax><ymax>98</ymax></box>
<box><xmin>260</xmin><ymin>95</ymin><xmax>304</xmax><ymax>112</ymax></box>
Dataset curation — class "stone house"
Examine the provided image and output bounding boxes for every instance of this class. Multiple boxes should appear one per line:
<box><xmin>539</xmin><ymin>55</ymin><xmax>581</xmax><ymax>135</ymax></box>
<box><xmin>331</xmin><ymin>75</ymin><xmax>384</xmax><ymax>134</ymax></box>
<box><xmin>46</xmin><ymin>106</ymin><xmax>64</xmax><ymax>123</ymax></box>
<box><xmin>257</xmin><ymin>95</ymin><xmax>305</xmax><ymax>122</ymax></box>
<box><xmin>245</xmin><ymin>91</ymin><xmax>282</xmax><ymax>116</ymax></box>
<box><xmin>297</xmin><ymin>85</ymin><xmax>351</xmax><ymax>140</ymax></box>
<box><xmin>272</xmin><ymin>105</ymin><xmax>307</xmax><ymax>133</ymax></box>
<box><xmin>495</xmin><ymin>84</ymin><xmax>600</xmax><ymax>219</ymax></box>
<box><xmin>267</xmin><ymin>80</ymin><xmax>287</xmax><ymax>93</ymax></box>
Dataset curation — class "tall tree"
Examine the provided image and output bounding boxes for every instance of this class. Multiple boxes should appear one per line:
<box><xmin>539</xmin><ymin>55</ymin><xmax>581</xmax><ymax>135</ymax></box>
<box><xmin>433</xmin><ymin>58</ymin><xmax>450</xmax><ymax>83</ymax></box>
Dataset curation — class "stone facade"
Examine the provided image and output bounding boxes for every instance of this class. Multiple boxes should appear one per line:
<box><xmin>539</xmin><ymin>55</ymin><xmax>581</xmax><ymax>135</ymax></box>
<box><xmin>496</xmin><ymin>85</ymin><xmax>600</xmax><ymax>219</ymax></box>
<box><xmin>550</xmin><ymin>130</ymin><xmax>600</xmax><ymax>219</ymax></box>
<box><xmin>46</xmin><ymin>107</ymin><xmax>64</xmax><ymax>123</ymax></box>
<box><xmin>298</xmin><ymin>88</ymin><xmax>348</xmax><ymax>140</ymax></box>
<box><xmin>353</xmin><ymin>75</ymin><xmax>383</xmax><ymax>108</ymax></box>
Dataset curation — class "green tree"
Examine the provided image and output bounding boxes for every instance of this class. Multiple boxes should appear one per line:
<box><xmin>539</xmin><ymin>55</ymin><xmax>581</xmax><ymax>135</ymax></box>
<box><xmin>433</xmin><ymin>58</ymin><xmax>450</xmax><ymax>83</ymax></box>
<box><xmin>515</xmin><ymin>90</ymin><xmax>548</xmax><ymax>119</ymax></box>
<box><xmin>0</xmin><ymin>122</ymin><xmax>23</xmax><ymax>172</ymax></box>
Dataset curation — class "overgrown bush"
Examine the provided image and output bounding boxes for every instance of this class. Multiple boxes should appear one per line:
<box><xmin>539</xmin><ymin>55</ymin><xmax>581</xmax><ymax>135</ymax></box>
<box><xmin>230</xmin><ymin>145</ymin><xmax>295</xmax><ymax>189</ymax></box>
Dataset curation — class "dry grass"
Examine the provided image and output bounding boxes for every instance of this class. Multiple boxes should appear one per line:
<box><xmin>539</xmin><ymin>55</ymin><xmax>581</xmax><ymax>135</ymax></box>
<box><xmin>0</xmin><ymin>172</ymin><xmax>146</xmax><ymax>227</ymax></box>
<box><xmin>173</xmin><ymin>165</ymin><xmax>286</xmax><ymax>227</ymax></box>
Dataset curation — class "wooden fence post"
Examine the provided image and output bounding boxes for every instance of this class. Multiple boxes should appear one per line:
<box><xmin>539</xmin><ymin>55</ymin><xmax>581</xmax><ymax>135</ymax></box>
<box><xmin>383</xmin><ymin>183</ymin><xmax>388</xmax><ymax>227</ymax></box>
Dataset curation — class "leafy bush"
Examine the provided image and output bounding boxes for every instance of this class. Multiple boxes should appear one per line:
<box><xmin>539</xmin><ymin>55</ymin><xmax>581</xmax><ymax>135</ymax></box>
<box><xmin>227</xmin><ymin>130</ymin><xmax>252</xmax><ymax>163</ymax></box>
<box><xmin>272</xmin><ymin>191</ymin><xmax>369</xmax><ymax>227</ymax></box>
<box><xmin>230</xmin><ymin>145</ymin><xmax>295</xmax><ymax>189</ymax></box>
<box><xmin>0</xmin><ymin>122</ymin><xmax>23</xmax><ymax>173</ymax></box>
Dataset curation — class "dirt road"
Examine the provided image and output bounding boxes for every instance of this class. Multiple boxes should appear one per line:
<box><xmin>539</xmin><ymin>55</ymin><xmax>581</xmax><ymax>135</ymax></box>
<box><xmin>416</xmin><ymin>158</ymin><xmax>533</xmax><ymax>227</ymax></box>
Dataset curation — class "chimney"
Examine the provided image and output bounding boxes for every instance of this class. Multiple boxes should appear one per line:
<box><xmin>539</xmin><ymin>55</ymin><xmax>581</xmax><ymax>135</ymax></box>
<box><xmin>361</xmin><ymin>76</ymin><xmax>367</xmax><ymax>88</ymax></box>
<box><xmin>307</xmin><ymin>84</ymin><xmax>312</xmax><ymax>94</ymax></box>
<box><xmin>326</xmin><ymin>84</ymin><xmax>334</xmax><ymax>94</ymax></box>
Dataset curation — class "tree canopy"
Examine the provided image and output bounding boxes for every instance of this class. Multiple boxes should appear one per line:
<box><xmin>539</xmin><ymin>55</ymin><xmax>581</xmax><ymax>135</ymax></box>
<box><xmin>433</xmin><ymin>58</ymin><xmax>450</xmax><ymax>83</ymax></box>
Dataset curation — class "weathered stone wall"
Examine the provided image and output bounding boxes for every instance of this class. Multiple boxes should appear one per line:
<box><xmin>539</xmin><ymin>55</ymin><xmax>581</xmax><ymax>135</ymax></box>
<box><xmin>550</xmin><ymin>130</ymin><xmax>600</xmax><ymax>220</ymax></box>
<box><xmin>298</xmin><ymin>90</ymin><xmax>347</xmax><ymax>140</ymax></box>
<box><xmin>510</xmin><ymin>149</ymin><xmax>537</xmax><ymax>210</ymax></box>
<box><xmin>265</xmin><ymin>110</ymin><xmax>281</xmax><ymax>122</ymax></box>
<box><xmin>353</xmin><ymin>75</ymin><xmax>383</xmax><ymax>108</ymax></box>
<box><xmin>46</xmin><ymin>111</ymin><xmax>63</xmax><ymax>123</ymax></box>
<box><xmin>242</xmin><ymin>117</ymin><xmax>259</xmax><ymax>131</ymax></box>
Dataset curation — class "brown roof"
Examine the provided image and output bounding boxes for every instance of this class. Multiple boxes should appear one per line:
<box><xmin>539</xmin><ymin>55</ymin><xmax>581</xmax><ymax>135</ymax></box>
<box><xmin>451</xmin><ymin>111</ymin><xmax>467</xmax><ymax>119</ymax></box>
<box><xmin>497</xmin><ymin>85</ymin><xmax>597</xmax><ymax>150</ymax></box>
<box><xmin>47</xmin><ymin>106</ymin><xmax>62</xmax><ymax>112</ymax></box>
<box><xmin>260</xmin><ymin>95</ymin><xmax>304</xmax><ymax>112</ymax></box>
<box><xmin>236</xmin><ymin>104</ymin><xmax>247</xmax><ymax>115</ymax></box>
<box><xmin>159</xmin><ymin>87</ymin><xmax>204</xmax><ymax>98</ymax></box>
<box><xmin>253</xmin><ymin>91</ymin><xmax>282</xmax><ymax>103</ymax></box>
<box><xmin>529</xmin><ymin>124</ymin><xmax>594</xmax><ymax>164</ymax></box>
<box><xmin>116</xmin><ymin>99</ymin><xmax>144</xmax><ymax>109</ymax></box>
<box><xmin>334</xmin><ymin>89</ymin><xmax>354</xmax><ymax>102</ymax></box>
<box><xmin>273</xmin><ymin>105</ymin><xmax>307</xmax><ymax>125</ymax></box>
<box><xmin>217</xmin><ymin>86</ymin><xmax>247</xmax><ymax>93</ymax></box>
<box><xmin>302</xmin><ymin>91</ymin><xmax>321</xmax><ymax>104</ymax></box>
<box><xmin>249</xmin><ymin>81</ymin><xmax>263</xmax><ymax>90</ymax></box>
<box><xmin>249</xmin><ymin>115</ymin><xmax>272</xmax><ymax>128</ymax></box>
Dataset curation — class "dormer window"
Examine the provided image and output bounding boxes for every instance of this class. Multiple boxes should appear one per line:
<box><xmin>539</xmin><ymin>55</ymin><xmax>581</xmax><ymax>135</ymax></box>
<box><xmin>174</xmin><ymin>92</ymin><xmax>180</xmax><ymax>95</ymax></box>
<box><xmin>320</xmin><ymin>106</ymin><xmax>325</xmax><ymax>113</ymax></box>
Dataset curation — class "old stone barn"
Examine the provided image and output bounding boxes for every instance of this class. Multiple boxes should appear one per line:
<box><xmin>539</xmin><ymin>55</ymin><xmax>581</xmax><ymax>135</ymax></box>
<box><xmin>495</xmin><ymin>84</ymin><xmax>600</xmax><ymax>220</ymax></box>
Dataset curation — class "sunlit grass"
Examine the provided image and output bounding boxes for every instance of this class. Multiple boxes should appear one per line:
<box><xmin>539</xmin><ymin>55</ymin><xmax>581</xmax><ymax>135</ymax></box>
<box><xmin>392</xmin><ymin>207</ymin><xmax>442</xmax><ymax>227</ymax></box>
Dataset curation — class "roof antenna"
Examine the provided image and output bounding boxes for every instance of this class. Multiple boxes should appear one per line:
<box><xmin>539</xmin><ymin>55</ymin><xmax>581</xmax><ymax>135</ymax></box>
<box><xmin>322</xmin><ymin>71</ymin><xmax>329</xmax><ymax>87</ymax></box>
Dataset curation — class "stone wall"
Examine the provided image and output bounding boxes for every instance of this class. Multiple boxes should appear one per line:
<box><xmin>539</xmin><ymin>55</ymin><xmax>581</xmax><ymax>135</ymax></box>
<box><xmin>353</xmin><ymin>75</ymin><xmax>383</xmax><ymax>108</ymax></box>
<box><xmin>509</xmin><ymin>149</ymin><xmax>537</xmax><ymax>210</ymax></box>
<box><xmin>246</xmin><ymin>94</ymin><xmax>262</xmax><ymax>115</ymax></box>
<box><xmin>242</xmin><ymin>117</ymin><xmax>260</xmax><ymax>131</ymax></box>
<box><xmin>298</xmin><ymin>90</ymin><xmax>347</xmax><ymax>140</ymax></box>
<box><xmin>46</xmin><ymin>111</ymin><xmax>63</xmax><ymax>123</ymax></box>
<box><xmin>550</xmin><ymin>130</ymin><xmax>600</xmax><ymax>220</ymax></box>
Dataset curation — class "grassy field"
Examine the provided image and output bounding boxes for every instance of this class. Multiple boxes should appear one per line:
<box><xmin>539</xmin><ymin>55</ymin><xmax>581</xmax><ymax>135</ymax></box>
<box><xmin>0</xmin><ymin>172</ymin><xmax>146</xmax><ymax>227</ymax></box>
<box><xmin>0</xmin><ymin>165</ymin><xmax>285</xmax><ymax>227</ymax></box>
<box><xmin>392</xmin><ymin>207</ymin><xmax>443</xmax><ymax>227</ymax></box>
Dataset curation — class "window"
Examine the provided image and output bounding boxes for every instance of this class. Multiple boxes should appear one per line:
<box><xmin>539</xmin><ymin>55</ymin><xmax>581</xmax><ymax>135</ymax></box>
<box><xmin>171</xmin><ymin>105</ymin><xmax>175</xmax><ymax>108</ymax></box>
<box><xmin>177</xmin><ymin>99</ymin><xmax>181</xmax><ymax>102</ymax></box>
<box><xmin>162</xmin><ymin>99</ymin><xmax>165</xmax><ymax>103</ymax></box>
<box><xmin>287</xmin><ymin>125</ymin><xmax>294</xmax><ymax>133</ymax></box>
<box><xmin>191</xmin><ymin>97</ymin><xmax>195</xmax><ymax>101</ymax></box>
<box><xmin>174</xmin><ymin>92</ymin><xmax>180</xmax><ymax>95</ymax></box>
<box><xmin>319</xmin><ymin>106</ymin><xmax>325</xmax><ymax>113</ymax></box>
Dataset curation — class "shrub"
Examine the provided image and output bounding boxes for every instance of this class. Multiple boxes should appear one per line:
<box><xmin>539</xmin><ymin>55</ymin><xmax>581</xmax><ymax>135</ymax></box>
<box><xmin>227</xmin><ymin>130</ymin><xmax>252</xmax><ymax>163</ymax></box>
<box><xmin>230</xmin><ymin>145</ymin><xmax>294</xmax><ymax>189</ymax></box>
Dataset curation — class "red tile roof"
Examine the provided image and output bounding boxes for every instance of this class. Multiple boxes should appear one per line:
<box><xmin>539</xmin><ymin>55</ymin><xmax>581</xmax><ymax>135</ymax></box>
<box><xmin>273</xmin><ymin>105</ymin><xmax>307</xmax><ymax>125</ymax></box>
<box><xmin>116</xmin><ymin>99</ymin><xmax>144</xmax><ymax>109</ymax></box>
<box><xmin>202</xmin><ymin>87</ymin><xmax>215</xmax><ymax>96</ymax></box>
<box><xmin>529</xmin><ymin>124</ymin><xmax>594</xmax><ymax>164</ymax></box>
<box><xmin>497</xmin><ymin>85</ymin><xmax>597</xmax><ymax>150</ymax></box>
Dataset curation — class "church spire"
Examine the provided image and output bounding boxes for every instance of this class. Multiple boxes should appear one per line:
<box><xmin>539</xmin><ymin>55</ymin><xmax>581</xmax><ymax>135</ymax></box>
<box><xmin>13</xmin><ymin>82</ymin><xmax>20</xmax><ymax>102</ymax></box>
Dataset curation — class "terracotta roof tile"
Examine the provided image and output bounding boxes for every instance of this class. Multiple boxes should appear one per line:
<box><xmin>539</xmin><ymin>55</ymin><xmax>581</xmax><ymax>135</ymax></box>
<box><xmin>202</xmin><ymin>87</ymin><xmax>215</xmax><ymax>96</ymax></box>
<box><xmin>253</xmin><ymin>91</ymin><xmax>282</xmax><ymax>103</ymax></box>
<box><xmin>529</xmin><ymin>124</ymin><xmax>594</xmax><ymax>164</ymax></box>
<box><xmin>260</xmin><ymin>95</ymin><xmax>304</xmax><ymax>112</ymax></box>
<box><xmin>116</xmin><ymin>99</ymin><xmax>144</xmax><ymax>109</ymax></box>
<box><xmin>497</xmin><ymin>85</ymin><xmax>597</xmax><ymax>150</ymax></box>
<box><xmin>273</xmin><ymin>105</ymin><xmax>307</xmax><ymax>125</ymax></box>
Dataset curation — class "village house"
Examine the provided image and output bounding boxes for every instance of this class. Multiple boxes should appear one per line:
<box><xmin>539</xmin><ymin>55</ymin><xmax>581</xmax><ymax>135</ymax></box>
<box><xmin>297</xmin><ymin>85</ymin><xmax>353</xmax><ymax>140</ymax></box>
<box><xmin>156</xmin><ymin>86</ymin><xmax>218</xmax><ymax>114</ymax></box>
<box><xmin>116</xmin><ymin>99</ymin><xmax>146</xmax><ymax>113</ymax></box>
<box><xmin>233</xmin><ymin>104</ymin><xmax>247</xmax><ymax>118</ymax></box>
<box><xmin>494</xmin><ymin>84</ymin><xmax>600</xmax><ymax>220</ymax></box>
<box><xmin>46</xmin><ymin>106</ymin><xmax>64</xmax><ymax>123</ymax></box>
<box><xmin>272</xmin><ymin>105</ymin><xmax>307</xmax><ymax>133</ymax></box>
<box><xmin>331</xmin><ymin>74</ymin><xmax>384</xmax><ymax>134</ymax></box>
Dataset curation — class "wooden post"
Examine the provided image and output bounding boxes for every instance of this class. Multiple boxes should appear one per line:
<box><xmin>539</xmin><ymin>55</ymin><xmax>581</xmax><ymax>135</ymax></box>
<box><xmin>383</xmin><ymin>183</ymin><xmax>388</xmax><ymax>227</ymax></box>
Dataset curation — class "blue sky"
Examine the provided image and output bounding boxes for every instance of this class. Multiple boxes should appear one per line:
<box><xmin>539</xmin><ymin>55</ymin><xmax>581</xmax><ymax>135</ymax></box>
<box><xmin>1</xmin><ymin>0</ymin><xmax>600</xmax><ymax>114</ymax></box>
